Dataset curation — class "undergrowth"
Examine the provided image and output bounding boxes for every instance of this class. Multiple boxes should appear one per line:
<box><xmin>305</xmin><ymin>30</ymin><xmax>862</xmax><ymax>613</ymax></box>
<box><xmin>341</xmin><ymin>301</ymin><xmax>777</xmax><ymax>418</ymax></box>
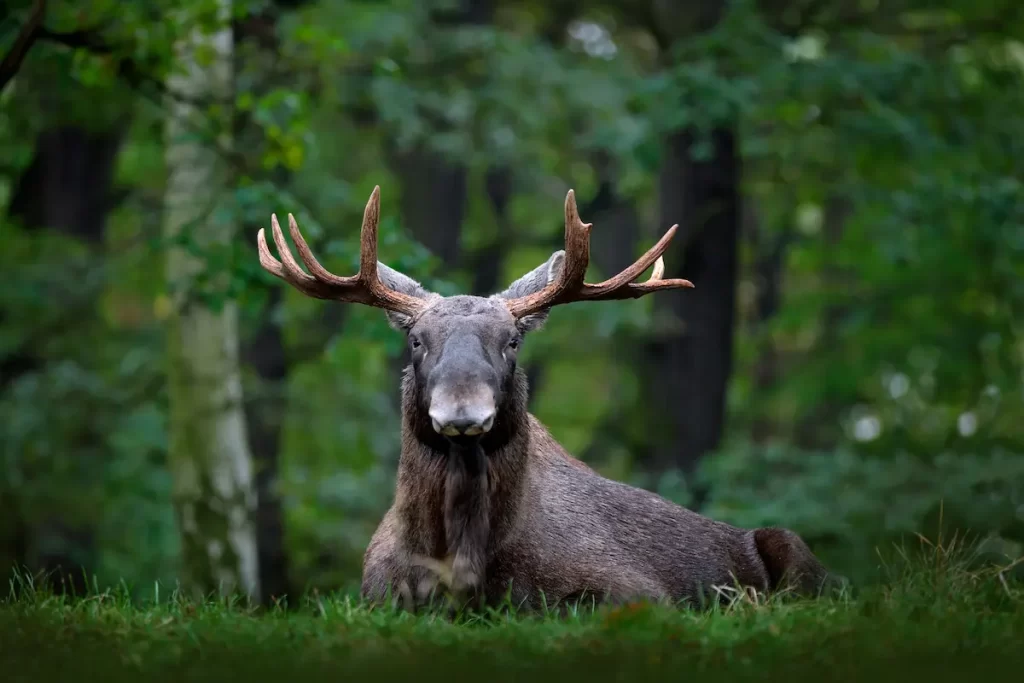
<box><xmin>1</xmin><ymin>531</ymin><xmax>1022</xmax><ymax>683</ymax></box>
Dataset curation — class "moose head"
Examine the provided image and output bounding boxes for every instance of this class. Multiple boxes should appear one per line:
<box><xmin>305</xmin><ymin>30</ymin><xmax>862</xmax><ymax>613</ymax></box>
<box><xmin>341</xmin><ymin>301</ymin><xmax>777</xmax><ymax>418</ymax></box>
<box><xmin>257</xmin><ymin>186</ymin><xmax>693</xmax><ymax>443</ymax></box>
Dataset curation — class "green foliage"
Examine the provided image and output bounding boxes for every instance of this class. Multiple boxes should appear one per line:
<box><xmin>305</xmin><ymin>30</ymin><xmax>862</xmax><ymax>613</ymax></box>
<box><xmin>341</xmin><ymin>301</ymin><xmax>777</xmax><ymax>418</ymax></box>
<box><xmin>2</xmin><ymin>0</ymin><xmax>1023</xmax><ymax>595</ymax></box>
<box><xmin>0</xmin><ymin>240</ymin><xmax>177</xmax><ymax>590</ymax></box>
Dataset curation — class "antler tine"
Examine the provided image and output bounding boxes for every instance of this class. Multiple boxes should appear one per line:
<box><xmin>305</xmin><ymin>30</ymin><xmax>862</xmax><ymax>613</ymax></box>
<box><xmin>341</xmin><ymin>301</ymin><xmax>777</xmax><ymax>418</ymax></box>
<box><xmin>256</xmin><ymin>227</ymin><xmax>284</xmax><ymax>279</ymax></box>
<box><xmin>255</xmin><ymin>186</ymin><xmax>428</xmax><ymax>316</ymax></box>
<box><xmin>504</xmin><ymin>190</ymin><xmax>694</xmax><ymax>318</ymax></box>
<box><xmin>578</xmin><ymin>223</ymin><xmax>694</xmax><ymax>301</ymax></box>
<box><xmin>559</xmin><ymin>188</ymin><xmax>594</xmax><ymax>295</ymax></box>
<box><xmin>286</xmin><ymin>214</ymin><xmax>355</xmax><ymax>287</ymax></box>
<box><xmin>357</xmin><ymin>185</ymin><xmax>382</xmax><ymax>285</ymax></box>
<box><xmin>256</xmin><ymin>217</ymin><xmax>335</xmax><ymax>300</ymax></box>
<box><xmin>650</xmin><ymin>256</ymin><xmax>665</xmax><ymax>281</ymax></box>
<box><xmin>271</xmin><ymin>214</ymin><xmax>319</xmax><ymax>287</ymax></box>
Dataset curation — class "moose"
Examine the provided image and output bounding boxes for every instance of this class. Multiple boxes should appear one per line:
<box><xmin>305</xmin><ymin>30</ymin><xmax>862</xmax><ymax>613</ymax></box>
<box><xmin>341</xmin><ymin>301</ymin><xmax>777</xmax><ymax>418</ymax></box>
<box><xmin>257</xmin><ymin>185</ymin><xmax>834</xmax><ymax>610</ymax></box>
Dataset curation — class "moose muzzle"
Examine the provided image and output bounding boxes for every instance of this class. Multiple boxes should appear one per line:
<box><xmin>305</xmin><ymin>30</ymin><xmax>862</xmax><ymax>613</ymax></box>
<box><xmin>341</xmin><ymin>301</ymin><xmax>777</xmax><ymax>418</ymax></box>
<box><xmin>427</xmin><ymin>382</ymin><xmax>496</xmax><ymax>437</ymax></box>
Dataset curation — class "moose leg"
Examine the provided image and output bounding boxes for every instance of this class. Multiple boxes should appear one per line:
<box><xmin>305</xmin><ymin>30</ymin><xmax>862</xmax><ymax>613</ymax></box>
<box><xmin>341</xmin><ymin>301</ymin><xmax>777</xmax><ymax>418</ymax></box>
<box><xmin>361</xmin><ymin>556</ymin><xmax>414</xmax><ymax>609</ymax></box>
<box><xmin>363</xmin><ymin>544</ymin><xmax>448</xmax><ymax>611</ymax></box>
<box><xmin>752</xmin><ymin>527</ymin><xmax>834</xmax><ymax>597</ymax></box>
<box><xmin>361</xmin><ymin>510</ymin><xmax>420</xmax><ymax>610</ymax></box>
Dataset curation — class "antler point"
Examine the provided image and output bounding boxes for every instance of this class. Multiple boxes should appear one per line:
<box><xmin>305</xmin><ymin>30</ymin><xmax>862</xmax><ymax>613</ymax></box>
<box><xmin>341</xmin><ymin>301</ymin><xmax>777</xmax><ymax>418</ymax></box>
<box><xmin>650</xmin><ymin>256</ymin><xmax>665</xmax><ymax>281</ymax></box>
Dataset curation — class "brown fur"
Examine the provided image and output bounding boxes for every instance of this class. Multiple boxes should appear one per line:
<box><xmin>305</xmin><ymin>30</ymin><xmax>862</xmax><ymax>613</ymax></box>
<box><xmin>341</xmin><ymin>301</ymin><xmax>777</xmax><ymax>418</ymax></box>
<box><xmin>361</xmin><ymin>366</ymin><xmax>833</xmax><ymax>610</ymax></box>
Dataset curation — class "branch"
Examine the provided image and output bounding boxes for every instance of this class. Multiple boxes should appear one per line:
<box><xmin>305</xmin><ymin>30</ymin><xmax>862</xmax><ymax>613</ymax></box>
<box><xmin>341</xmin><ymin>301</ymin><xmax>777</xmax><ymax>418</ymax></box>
<box><xmin>35</xmin><ymin>27</ymin><xmax>250</xmax><ymax>181</ymax></box>
<box><xmin>783</xmin><ymin>2</ymin><xmax>1024</xmax><ymax>44</ymax></box>
<box><xmin>35</xmin><ymin>26</ymin><xmax>219</xmax><ymax>109</ymax></box>
<box><xmin>25</xmin><ymin>13</ymin><xmax>314</xmax><ymax>235</ymax></box>
<box><xmin>0</xmin><ymin>0</ymin><xmax>47</xmax><ymax>94</ymax></box>
<box><xmin>36</xmin><ymin>26</ymin><xmax>111</xmax><ymax>53</ymax></box>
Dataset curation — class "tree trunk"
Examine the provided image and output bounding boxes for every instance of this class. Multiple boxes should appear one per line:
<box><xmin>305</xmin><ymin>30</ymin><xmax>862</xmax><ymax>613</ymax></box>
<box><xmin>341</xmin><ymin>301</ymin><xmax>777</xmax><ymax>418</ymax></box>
<box><xmin>748</xmin><ymin>202</ymin><xmax>792</xmax><ymax>443</ymax></box>
<box><xmin>585</xmin><ymin>155</ymin><xmax>643</xmax><ymax>278</ymax></box>
<box><xmin>9</xmin><ymin>125</ymin><xmax>125</xmax><ymax>241</ymax></box>
<box><xmin>645</xmin><ymin>127</ymin><xmax>740</xmax><ymax>474</ymax></box>
<box><xmin>233</xmin><ymin>2</ymin><xmax>305</xmax><ymax>608</ymax></box>
<box><xmin>387</xmin><ymin>145</ymin><xmax>468</xmax><ymax>270</ymax></box>
<box><xmin>386</xmin><ymin>0</ymin><xmax>495</xmax><ymax>272</ymax></box>
<box><xmin>472</xmin><ymin>165</ymin><xmax>512</xmax><ymax>295</ymax></box>
<box><xmin>575</xmin><ymin>166</ymin><xmax>642</xmax><ymax>464</ymax></box>
<box><xmin>242</xmin><ymin>286</ymin><xmax>291</xmax><ymax>604</ymax></box>
<box><xmin>635</xmin><ymin>0</ymin><xmax>739</xmax><ymax>476</ymax></box>
<box><xmin>163</xmin><ymin>0</ymin><xmax>259</xmax><ymax>601</ymax></box>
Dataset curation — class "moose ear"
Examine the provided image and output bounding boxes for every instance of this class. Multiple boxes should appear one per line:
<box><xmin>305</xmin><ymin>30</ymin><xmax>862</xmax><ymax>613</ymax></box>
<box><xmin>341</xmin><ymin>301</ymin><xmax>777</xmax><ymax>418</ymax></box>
<box><xmin>377</xmin><ymin>263</ymin><xmax>439</xmax><ymax>331</ymax></box>
<box><xmin>494</xmin><ymin>250</ymin><xmax>565</xmax><ymax>332</ymax></box>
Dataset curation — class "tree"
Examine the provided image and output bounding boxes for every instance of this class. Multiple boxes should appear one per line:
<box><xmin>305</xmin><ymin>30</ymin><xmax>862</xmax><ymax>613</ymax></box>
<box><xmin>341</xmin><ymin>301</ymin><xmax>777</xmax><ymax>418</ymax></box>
<box><xmin>163</xmin><ymin>0</ymin><xmax>259</xmax><ymax>601</ymax></box>
<box><xmin>640</xmin><ymin>1</ymin><xmax>740</xmax><ymax>475</ymax></box>
<box><xmin>232</xmin><ymin>0</ymin><xmax>315</xmax><ymax>607</ymax></box>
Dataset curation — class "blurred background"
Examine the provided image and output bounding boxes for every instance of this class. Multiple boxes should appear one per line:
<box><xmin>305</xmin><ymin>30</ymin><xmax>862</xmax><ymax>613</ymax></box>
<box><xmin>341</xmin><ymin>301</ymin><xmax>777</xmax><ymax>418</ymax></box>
<box><xmin>1</xmin><ymin>0</ymin><xmax>1023</xmax><ymax>604</ymax></box>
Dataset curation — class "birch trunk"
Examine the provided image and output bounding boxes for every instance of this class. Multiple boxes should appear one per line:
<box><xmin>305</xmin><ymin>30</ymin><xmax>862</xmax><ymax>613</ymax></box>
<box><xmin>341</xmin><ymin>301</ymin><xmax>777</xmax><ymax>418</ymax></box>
<box><xmin>163</xmin><ymin>0</ymin><xmax>259</xmax><ymax>602</ymax></box>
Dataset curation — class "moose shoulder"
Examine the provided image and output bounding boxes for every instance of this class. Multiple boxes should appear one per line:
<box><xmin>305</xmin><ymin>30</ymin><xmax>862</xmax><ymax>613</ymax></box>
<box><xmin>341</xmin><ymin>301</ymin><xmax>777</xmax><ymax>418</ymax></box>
<box><xmin>257</xmin><ymin>186</ymin><xmax>834</xmax><ymax>610</ymax></box>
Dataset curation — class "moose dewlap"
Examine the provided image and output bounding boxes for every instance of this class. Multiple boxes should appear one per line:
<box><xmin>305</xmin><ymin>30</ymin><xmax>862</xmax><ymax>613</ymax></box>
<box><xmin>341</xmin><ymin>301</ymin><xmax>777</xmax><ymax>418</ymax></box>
<box><xmin>257</xmin><ymin>186</ymin><xmax>833</xmax><ymax>610</ymax></box>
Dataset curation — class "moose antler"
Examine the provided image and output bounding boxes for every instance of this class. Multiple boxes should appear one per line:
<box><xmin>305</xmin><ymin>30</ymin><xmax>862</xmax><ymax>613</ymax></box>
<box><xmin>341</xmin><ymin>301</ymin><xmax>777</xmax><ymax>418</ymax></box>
<box><xmin>256</xmin><ymin>186</ymin><xmax>429</xmax><ymax>316</ymax></box>
<box><xmin>503</xmin><ymin>190</ymin><xmax>694</xmax><ymax>318</ymax></box>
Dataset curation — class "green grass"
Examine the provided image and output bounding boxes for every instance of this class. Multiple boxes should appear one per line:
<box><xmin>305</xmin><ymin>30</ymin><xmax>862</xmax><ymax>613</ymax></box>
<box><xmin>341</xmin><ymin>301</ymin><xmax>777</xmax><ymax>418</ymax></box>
<box><xmin>2</xmin><ymin>537</ymin><xmax>1022</xmax><ymax>683</ymax></box>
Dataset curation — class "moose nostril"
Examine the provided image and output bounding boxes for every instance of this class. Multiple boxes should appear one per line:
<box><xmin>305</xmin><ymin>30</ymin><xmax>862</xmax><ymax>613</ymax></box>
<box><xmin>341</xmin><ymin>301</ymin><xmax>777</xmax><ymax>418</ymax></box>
<box><xmin>448</xmin><ymin>417</ymin><xmax>479</xmax><ymax>434</ymax></box>
<box><xmin>429</xmin><ymin>409</ymin><xmax>496</xmax><ymax>437</ymax></box>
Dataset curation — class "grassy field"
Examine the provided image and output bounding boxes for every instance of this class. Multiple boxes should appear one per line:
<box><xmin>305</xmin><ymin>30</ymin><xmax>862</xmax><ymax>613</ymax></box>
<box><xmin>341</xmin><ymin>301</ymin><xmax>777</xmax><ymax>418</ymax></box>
<box><xmin>2</xmin><ymin>543</ymin><xmax>1022</xmax><ymax>683</ymax></box>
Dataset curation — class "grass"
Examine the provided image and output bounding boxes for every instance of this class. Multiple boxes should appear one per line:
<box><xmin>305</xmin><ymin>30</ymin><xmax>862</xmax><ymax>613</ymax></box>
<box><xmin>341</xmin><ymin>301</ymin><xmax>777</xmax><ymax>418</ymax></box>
<box><xmin>1</xmin><ymin>534</ymin><xmax>1022</xmax><ymax>683</ymax></box>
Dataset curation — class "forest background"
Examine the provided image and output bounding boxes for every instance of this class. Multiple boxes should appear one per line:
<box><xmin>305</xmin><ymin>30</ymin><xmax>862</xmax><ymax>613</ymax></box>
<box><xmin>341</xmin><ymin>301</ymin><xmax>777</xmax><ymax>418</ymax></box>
<box><xmin>2</xmin><ymin>0</ymin><xmax>1023</xmax><ymax>604</ymax></box>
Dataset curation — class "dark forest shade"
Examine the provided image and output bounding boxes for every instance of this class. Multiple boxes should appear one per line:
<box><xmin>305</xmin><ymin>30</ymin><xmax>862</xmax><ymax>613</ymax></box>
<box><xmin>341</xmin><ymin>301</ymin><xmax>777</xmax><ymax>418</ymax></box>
<box><xmin>3</xmin><ymin>123</ymin><xmax>127</xmax><ymax>594</ymax></box>
<box><xmin>646</xmin><ymin>127</ymin><xmax>740</xmax><ymax>474</ymax></box>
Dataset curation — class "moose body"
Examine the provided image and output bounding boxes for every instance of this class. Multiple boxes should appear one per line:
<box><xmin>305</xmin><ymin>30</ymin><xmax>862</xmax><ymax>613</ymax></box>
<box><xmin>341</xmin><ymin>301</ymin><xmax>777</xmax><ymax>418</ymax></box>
<box><xmin>258</xmin><ymin>186</ymin><xmax>832</xmax><ymax>610</ymax></box>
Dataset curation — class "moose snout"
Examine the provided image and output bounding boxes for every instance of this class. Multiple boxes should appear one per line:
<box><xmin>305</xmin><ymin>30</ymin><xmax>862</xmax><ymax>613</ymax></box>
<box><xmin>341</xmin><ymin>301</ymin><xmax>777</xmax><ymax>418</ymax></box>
<box><xmin>428</xmin><ymin>385</ymin><xmax>496</xmax><ymax>437</ymax></box>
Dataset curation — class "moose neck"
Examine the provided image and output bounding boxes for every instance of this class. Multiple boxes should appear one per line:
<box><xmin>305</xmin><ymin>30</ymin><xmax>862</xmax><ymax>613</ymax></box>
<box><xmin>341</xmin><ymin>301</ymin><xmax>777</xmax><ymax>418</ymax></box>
<box><xmin>397</xmin><ymin>364</ymin><xmax>533</xmax><ymax>564</ymax></box>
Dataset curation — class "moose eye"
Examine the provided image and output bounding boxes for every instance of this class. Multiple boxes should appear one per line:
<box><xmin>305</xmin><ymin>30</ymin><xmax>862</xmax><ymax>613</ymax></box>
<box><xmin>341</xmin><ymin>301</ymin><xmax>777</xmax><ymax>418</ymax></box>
<box><xmin>508</xmin><ymin>338</ymin><xmax>520</xmax><ymax>351</ymax></box>
<box><xmin>410</xmin><ymin>337</ymin><xmax>422</xmax><ymax>350</ymax></box>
